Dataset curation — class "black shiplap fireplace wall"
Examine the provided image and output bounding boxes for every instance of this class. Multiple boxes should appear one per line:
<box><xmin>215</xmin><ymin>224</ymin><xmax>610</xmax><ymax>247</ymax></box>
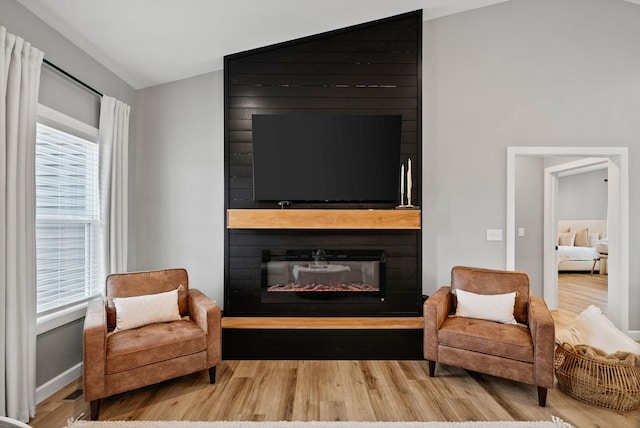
<box><xmin>224</xmin><ymin>11</ymin><xmax>422</xmax><ymax>317</ymax></box>
<box><xmin>226</xmin><ymin>230</ymin><xmax>420</xmax><ymax>316</ymax></box>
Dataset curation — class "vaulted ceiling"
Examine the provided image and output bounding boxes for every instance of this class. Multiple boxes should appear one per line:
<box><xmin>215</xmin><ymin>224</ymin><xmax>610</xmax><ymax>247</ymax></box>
<box><xmin>17</xmin><ymin>0</ymin><xmax>511</xmax><ymax>89</ymax></box>
<box><xmin>16</xmin><ymin>0</ymin><xmax>640</xmax><ymax>90</ymax></box>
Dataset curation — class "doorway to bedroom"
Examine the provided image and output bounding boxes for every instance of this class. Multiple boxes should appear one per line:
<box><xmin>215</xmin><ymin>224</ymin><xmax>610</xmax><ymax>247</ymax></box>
<box><xmin>554</xmin><ymin>162</ymin><xmax>609</xmax><ymax>327</ymax></box>
<box><xmin>506</xmin><ymin>146</ymin><xmax>629</xmax><ymax>336</ymax></box>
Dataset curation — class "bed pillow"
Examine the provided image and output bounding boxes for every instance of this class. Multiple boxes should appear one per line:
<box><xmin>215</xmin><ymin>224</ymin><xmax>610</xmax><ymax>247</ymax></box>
<box><xmin>574</xmin><ymin>228</ymin><xmax>591</xmax><ymax>247</ymax></box>
<box><xmin>556</xmin><ymin>305</ymin><xmax>640</xmax><ymax>355</ymax></box>
<box><xmin>455</xmin><ymin>289</ymin><xmax>517</xmax><ymax>325</ymax></box>
<box><xmin>558</xmin><ymin>232</ymin><xmax>576</xmax><ymax>246</ymax></box>
<box><xmin>112</xmin><ymin>286</ymin><xmax>182</xmax><ymax>331</ymax></box>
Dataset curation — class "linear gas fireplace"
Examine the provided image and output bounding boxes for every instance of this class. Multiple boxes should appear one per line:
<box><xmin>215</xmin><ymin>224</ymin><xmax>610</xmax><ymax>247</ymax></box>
<box><xmin>261</xmin><ymin>249</ymin><xmax>385</xmax><ymax>304</ymax></box>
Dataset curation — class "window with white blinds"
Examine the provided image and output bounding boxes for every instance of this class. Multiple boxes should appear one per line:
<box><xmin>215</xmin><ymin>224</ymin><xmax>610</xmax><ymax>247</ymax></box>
<box><xmin>35</xmin><ymin>123</ymin><xmax>101</xmax><ymax>314</ymax></box>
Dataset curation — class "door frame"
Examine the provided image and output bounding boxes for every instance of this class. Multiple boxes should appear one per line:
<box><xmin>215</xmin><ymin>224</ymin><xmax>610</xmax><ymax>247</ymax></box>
<box><xmin>506</xmin><ymin>146</ymin><xmax>629</xmax><ymax>334</ymax></box>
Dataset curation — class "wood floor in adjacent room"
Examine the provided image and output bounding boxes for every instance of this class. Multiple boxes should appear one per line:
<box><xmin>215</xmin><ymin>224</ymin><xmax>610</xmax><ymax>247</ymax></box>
<box><xmin>31</xmin><ymin>274</ymin><xmax>639</xmax><ymax>428</ymax></box>
<box><xmin>554</xmin><ymin>272</ymin><xmax>608</xmax><ymax>331</ymax></box>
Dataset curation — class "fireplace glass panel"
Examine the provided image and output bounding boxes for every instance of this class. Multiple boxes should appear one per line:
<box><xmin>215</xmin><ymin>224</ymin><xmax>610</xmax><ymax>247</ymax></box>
<box><xmin>262</xmin><ymin>249</ymin><xmax>384</xmax><ymax>294</ymax></box>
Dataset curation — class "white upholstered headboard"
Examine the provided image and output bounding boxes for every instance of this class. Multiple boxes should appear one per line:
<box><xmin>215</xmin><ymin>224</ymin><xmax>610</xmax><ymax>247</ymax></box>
<box><xmin>558</xmin><ymin>219</ymin><xmax>608</xmax><ymax>240</ymax></box>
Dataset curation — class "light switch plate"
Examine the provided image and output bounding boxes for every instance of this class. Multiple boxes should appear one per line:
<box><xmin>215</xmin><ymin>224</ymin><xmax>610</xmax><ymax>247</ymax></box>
<box><xmin>486</xmin><ymin>229</ymin><xmax>503</xmax><ymax>241</ymax></box>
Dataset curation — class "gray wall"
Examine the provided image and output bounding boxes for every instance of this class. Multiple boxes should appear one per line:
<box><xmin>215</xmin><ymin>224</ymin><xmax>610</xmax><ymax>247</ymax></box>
<box><xmin>514</xmin><ymin>157</ymin><xmax>544</xmax><ymax>292</ymax></box>
<box><xmin>0</xmin><ymin>0</ymin><xmax>136</xmax><ymax>389</ymax></box>
<box><xmin>35</xmin><ymin>319</ymin><xmax>84</xmax><ymax>386</ymax></box>
<box><xmin>134</xmin><ymin>71</ymin><xmax>225</xmax><ymax>304</ymax></box>
<box><xmin>558</xmin><ymin>169</ymin><xmax>608</xmax><ymax>221</ymax></box>
<box><xmin>420</xmin><ymin>0</ymin><xmax>640</xmax><ymax>333</ymax></box>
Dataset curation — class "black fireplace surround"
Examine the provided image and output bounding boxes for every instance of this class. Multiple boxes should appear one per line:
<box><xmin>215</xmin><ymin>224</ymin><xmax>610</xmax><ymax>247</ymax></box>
<box><xmin>223</xmin><ymin>228</ymin><xmax>420</xmax><ymax>317</ymax></box>
<box><xmin>222</xmin><ymin>11</ymin><xmax>422</xmax><ymax>358</ymax></box>
<box><xmin>223</xmin><ymin>11</ymin><xmax>422</xmax><ymax>322</ymax></box>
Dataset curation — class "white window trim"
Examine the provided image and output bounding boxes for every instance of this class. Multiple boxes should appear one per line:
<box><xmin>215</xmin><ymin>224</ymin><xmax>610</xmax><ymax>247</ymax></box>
<box><xmin>36</xmin><ymin>301</ymin><xmax>89</xmax><ymax>335</ymax></box>
<box><xmin>36</xmin><ymin>104</ymin><xmax>100</xmax><ymax>333</ymax></box>
<box><xmin>37</xmin><ymin>104</ymin><xmax>98</xmax><ymax>141</ymax></box>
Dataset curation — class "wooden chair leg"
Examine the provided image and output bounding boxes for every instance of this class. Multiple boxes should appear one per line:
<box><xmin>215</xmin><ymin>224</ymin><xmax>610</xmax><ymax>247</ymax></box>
<box><xmin>428</xmin><ymin>360</ymin><xmax>436</xmax><ymax>377</ymax></box>
<box><xmin>209</xmin><ymin>366</ymin><xmax>217</xmax><ymax>384</ymax></box>
<box><xmin>538</xmin><ymin>386</ymin><xmax>548</xmax><ymax>407</ymax></box>
<box><xmin>90</xmin><ymin>399</ymin><xmax>101</xmax><ymax>420</ymax></box>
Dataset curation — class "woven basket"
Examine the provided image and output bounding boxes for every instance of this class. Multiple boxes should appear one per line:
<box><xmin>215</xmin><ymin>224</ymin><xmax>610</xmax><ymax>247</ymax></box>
<box><xmin>554</xmin><ymin>343</ymin><xmax>640</xmax><ymax>411</ymax></box>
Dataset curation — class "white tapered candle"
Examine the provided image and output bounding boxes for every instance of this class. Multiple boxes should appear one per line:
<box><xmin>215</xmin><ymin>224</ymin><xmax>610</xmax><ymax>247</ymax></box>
<box><xmin>400</xmin><ymin>164</ymin><xmax>405</xmax><ymax>194</ymax></box>
<box><xmin>407</xmin><ymin>158</ymin><xmax>412</xmax><ymax>203</ymax></box>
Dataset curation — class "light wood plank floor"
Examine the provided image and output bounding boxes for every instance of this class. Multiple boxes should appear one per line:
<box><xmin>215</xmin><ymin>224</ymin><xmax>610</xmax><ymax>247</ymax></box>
<box><xmin>555</xmin><ymin>272</ymin><xmax>608</xmax><ymax>331</ymax></box>
<box><xmin>31</xmin><ymin>274</ymin><xmax>639</xmax><ymax>428</ymax></box>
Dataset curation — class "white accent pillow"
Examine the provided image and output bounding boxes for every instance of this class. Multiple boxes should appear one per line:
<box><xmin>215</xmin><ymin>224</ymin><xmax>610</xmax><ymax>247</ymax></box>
<box><xmin>556</xmin><ymin>305</ymin><xmax>640</xmax><ymax>355</ymax></box>
<box><xmin>112</xmin><ymin>287</ymin><xmax>182</xmax><ymax>331</ymax></box>
<box><xmin>455</xmin><ymin>289</ymin><xmax>517</xmax><ymax>325</ymax></box>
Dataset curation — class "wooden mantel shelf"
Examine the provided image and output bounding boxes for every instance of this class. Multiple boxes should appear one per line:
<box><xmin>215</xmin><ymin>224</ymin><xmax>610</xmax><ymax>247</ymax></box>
<box><xmin>222</xmin><ymin>317</ymin><xmax>424</xmax><ymax>329</ymax></box>
<box><xmin>227</xmin><ymin>209</ymin><xmax>421</xmax><ymax>230</ymax></box>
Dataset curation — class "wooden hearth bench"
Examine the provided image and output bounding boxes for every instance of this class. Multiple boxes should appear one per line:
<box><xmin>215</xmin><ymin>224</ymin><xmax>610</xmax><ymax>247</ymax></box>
<box><xmin>221</xmin><ymin>316</ymin><xmax>424</xmax><ymax>360</ymax></box>
<box><xmin>222</xmin><ymin>317</ymin><xmax>423</xmax><ymax>329</ymax></box>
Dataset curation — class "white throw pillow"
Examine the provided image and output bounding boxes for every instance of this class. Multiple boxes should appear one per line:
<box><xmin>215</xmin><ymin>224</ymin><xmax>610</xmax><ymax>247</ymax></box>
<box><xmin>556</xmin><ymin>305</ymin><xmax>640</xmax><ymax>355</ymax></box>
<box><xmin>455</xmin><ymin>288</ymin><xmax>517</xmax><ymax>325</ymax></box>
<box><xmin>112</xmin><ymin>286</ymin><xmax>182</xmax><ymax>331</ymax></box>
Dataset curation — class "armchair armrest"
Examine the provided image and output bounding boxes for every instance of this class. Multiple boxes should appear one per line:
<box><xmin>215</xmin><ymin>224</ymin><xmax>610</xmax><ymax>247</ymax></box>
<box><xmin>189</xmin><ymin>289</ymin><xmax>222</xmax><ymax>367</ymax></box>
<box><xmin>528</xmin><ymin>295</ymin><xmax>555</xmax><ymax>389</ymax></box>
<box><xmin>83</xmin><ymin>299</ymin><xmax>107</xmax><ymax>401</ymax></box>
<box><xmin>423</xmin><ymin>286</ymin><xmax>452</xmax><ymax>361</ymax></box>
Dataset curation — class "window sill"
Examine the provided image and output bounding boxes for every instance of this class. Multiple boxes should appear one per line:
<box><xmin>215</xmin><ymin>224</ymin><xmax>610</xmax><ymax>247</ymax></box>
<box><xmin>36</xmin><ymin>301</ymin><xmax>93</xmax><ymax>335</ymax></box>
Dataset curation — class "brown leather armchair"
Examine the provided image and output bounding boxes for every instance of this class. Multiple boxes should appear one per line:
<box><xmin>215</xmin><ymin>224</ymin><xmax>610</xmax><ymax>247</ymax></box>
<box><xmin>424</xmin><ymin>266</ymin><xmax>555</xmax><ymax>406</ymax></box>
<box><xmin>83</xmin><ymin>268</ymin><xmax>222</xmax><ymax>420</ymax></box>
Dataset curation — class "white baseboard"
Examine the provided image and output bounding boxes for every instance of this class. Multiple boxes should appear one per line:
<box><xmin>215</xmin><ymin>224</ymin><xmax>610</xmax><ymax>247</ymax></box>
<box><xmin>36</xmin><ymin>362</ymin><xmax>82</xmax><ymax>404</ymax></box>
<box><xmin>628</xmin><ymin>330</ymin><xmax>640</xmax><ymax>341</ymax></box>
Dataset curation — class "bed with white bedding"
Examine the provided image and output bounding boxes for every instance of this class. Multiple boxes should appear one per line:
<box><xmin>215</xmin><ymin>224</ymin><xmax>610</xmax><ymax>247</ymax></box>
<box><xmin>557</xmin><ymin>219</ymin><xmax>608</xmax><ymax>272</ymax></box>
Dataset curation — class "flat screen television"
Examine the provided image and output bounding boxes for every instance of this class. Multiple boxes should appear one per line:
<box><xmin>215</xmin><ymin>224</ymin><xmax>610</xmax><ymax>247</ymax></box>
<box><xmin>252</xmin><ymin>114</ymin><xmax>402</xmax><ymax>203</ymax></box>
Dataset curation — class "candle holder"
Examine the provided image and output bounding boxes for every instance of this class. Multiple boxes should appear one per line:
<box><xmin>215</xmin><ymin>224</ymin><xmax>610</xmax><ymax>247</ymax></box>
<box><xmin>397</xmin><ymin>193</ymin><xmax>406</xmax><ymax>208</ymax></box>
<box><xmin>396</xmin><ymin>158</ymin><xmax>419</xmax><ymax>210</ymax></box>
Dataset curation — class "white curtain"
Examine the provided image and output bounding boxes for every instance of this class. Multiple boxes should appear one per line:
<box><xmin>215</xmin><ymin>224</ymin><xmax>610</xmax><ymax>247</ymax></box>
<box><xmin>0</xmin><ymin>27</ymin><xmax>44</xmax><ymax>421</ymax></box>
<box><xmin>99</xmin><ymin>96</ymin><xmax>130</xmax><ymax>275</ymax></box>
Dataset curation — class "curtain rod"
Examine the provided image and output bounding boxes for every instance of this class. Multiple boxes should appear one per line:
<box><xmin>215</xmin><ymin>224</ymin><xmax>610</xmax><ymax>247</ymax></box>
<box><xmin>43</xmin><ymin>58</ymin><xmax>103</xmax><ymax>98</ymax></box>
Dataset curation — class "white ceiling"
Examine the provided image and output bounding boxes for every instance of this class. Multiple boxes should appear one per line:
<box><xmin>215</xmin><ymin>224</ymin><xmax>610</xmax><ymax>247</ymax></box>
<box><xmin>17</xmin><ymin>0</ymin><xmax>640</xmax><ymax>90</ymax></box>
<box><xmin>17</xmin><ymin>0</ymin><xmax>512</xmax><ymax>90</ymax></box>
